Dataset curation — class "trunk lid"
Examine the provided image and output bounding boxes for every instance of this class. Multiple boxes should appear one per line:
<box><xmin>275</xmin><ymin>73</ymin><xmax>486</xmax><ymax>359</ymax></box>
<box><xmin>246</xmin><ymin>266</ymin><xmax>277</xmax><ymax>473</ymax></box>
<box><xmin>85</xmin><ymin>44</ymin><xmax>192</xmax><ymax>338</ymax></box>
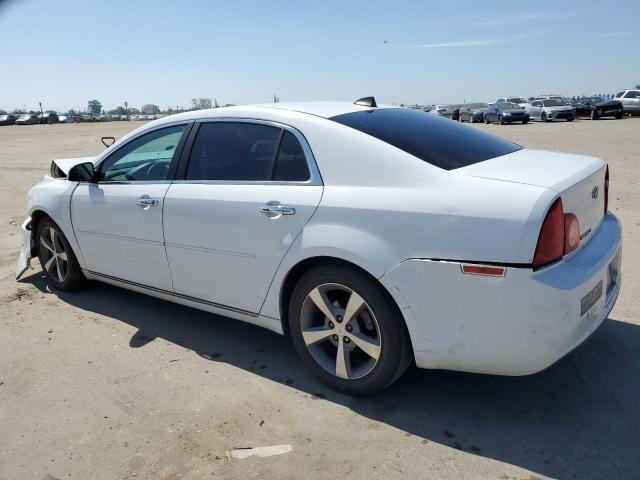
<box><xmin>458</xmin><ymin>148</ymin><xmax>607</xmax><ymax>248</ymax></box>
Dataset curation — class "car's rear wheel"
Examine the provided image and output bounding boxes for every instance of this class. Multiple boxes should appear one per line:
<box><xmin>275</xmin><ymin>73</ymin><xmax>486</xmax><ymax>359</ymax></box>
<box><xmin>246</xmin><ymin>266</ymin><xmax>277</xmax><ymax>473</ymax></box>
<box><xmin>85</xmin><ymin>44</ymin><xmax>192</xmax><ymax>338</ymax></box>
<box><xmin>288</xmin><ymin>263</ymin><xmax>412</xmax><ymax>395</ymax></box>
<box><xmin>36</xmin><ymin>218</ymin><xmax>86</xmax><ymax>291</ymax></box>
<box><xmin>591</xmin><ymin>108</ymin><xmax>599</xmax><ymax>120</ymax></box>
<box><xmin>615</xmin><ymin>111</ymin><xmax>623</xmax><ymax>119</ymax></box>
<box><xmin>541</xmin><ymin>112</ymin><xmax>548</xmax><ymax>122</ymax></box>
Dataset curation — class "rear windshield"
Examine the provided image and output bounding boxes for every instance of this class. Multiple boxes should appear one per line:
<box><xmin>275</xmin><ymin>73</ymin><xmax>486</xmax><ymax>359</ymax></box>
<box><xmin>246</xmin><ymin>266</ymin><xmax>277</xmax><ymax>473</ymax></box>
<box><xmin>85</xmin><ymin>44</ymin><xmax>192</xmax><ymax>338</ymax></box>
<box><xmin>329</xmin><ymin>108</ymin><xmax>522</xmax><ymax>170</ymax></box>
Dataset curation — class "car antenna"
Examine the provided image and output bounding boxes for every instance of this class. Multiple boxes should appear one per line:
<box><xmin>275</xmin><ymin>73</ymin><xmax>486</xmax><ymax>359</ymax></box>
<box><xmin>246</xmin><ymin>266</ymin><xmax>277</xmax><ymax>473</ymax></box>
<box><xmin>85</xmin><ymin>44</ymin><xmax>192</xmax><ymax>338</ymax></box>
<box><xmin>354</xmin><ymin>96</ymin><xmax>377</xmax><ymax>108</ymax></box>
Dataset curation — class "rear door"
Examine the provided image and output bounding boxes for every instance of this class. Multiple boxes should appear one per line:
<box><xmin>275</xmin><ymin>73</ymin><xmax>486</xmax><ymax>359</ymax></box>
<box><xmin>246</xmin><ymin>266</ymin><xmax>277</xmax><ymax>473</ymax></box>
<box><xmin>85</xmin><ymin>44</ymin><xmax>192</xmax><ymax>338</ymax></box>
<box><xmin>71</xmin><ymin>123</ymin><xmax>190</xmax><ymax>290</ymax></box>
<box><xmin>163</xmin><ymin>120</ymin><xmax>323</xmax><ymax>314</ymax></box>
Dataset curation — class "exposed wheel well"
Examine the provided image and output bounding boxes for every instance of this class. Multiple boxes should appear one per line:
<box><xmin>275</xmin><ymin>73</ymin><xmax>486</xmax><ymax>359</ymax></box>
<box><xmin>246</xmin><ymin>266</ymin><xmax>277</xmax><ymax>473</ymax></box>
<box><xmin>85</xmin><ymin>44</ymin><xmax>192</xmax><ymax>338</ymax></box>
<box><xmin>279</xmin><ymin>256</ymin><xmax>409</xmax><ymax>344</ymax></box>
<box><xmin>29</xmin><ymin>210</ymin><xmax>49</xmax><ymax>256</ymax></box>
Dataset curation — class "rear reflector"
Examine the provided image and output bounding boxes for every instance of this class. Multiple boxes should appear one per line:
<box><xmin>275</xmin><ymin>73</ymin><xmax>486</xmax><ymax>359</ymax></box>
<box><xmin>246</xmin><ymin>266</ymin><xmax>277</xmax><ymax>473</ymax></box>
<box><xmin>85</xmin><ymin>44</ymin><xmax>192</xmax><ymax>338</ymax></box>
<box><xmin>461</xmin><ymin>264</ymin><xmax>506</xmax><ymax>277</ymax></box>
<box><xmin>533</xmin><ymin>198</ymin><xmax>564</xmax><ymax>268</ymax></box>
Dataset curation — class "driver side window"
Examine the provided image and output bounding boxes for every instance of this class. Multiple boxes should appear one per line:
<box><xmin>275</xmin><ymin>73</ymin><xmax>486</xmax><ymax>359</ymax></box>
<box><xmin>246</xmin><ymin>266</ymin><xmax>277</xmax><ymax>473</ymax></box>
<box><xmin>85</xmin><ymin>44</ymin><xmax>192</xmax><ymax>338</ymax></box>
<box><xmin>99</xmin><ymin>125</ymin><xmax>187</xmax><ymax>182</ymax></box>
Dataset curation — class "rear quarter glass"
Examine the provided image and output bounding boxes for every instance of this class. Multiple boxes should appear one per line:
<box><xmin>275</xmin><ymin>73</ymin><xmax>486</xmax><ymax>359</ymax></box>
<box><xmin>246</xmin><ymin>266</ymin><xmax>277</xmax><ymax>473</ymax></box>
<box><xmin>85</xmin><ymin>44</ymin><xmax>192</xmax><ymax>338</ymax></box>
<box><xmin>330</xmin><ymin>108</ymin><xmax>522</xmax><ymax>170</ymax></box>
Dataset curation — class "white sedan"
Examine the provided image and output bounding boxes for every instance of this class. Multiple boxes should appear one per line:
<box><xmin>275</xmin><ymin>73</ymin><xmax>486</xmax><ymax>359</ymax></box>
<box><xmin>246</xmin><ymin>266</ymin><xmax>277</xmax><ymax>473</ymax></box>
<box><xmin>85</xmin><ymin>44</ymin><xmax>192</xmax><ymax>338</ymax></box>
<box><xmin>16</xmin><ymin>98</ymin><xmax>622</xmax><ymax>394</ymax></box>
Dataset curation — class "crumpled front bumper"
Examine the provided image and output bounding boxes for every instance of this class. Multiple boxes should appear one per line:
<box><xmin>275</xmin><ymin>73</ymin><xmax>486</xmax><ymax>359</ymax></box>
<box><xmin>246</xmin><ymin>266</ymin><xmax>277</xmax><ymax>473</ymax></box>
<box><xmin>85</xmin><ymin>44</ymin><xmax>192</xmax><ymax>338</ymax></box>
<box><xmin>15</xmin><ymin>217</ymin><xmax>33</xmax><ymax>279</ymax></box>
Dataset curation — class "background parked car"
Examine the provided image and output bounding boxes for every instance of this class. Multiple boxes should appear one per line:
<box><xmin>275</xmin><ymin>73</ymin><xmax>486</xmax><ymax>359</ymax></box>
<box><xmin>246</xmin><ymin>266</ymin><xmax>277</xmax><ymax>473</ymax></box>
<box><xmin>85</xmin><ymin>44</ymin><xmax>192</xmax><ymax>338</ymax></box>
<box><xmin>572</xmin><ymin>96</ymin><xmax>624</xmax><ymax>120</ymax></box>
<box><xmin>425</xmin><ymin>105</ymin><xmax>446</xmax><ymax>116</ymax></box>
<box><xmin>484</xmin><ymin>102</ymin><xmax>530</xmax><ymax>124</ymax></box>
<box><xmin>529</xmin><ymin>99</ymin><xmax>575</xmax><ymax>122</ymax></box>
<box><xmin>441</xmin><ymin>104</ymin><xmax>461</xmax><ymax>120</ymax></box>
<box><xmin>0</xmin><ymin>113</ymin><xmax>18</xmax><ymax>125</ymax></box>
<box><xmin>614</xmin><ymin>89</ymin><xmax>640</xmax><ymax>115</ymax></box>
<box><xmin>15</xmin><ymin>114</ymin><xmax>39</xmax><ymax>125</ymax></box>
<box><xmin>496</xmin><ymin>96</ymin><xmax>529</xmax><ymax>109</ymax></box>
<box><xmin>459</xmin><ymin>103</ymin><xmax>488</xmax><ymax>123</ymax></box>
<box><xmin>38</xmin><ymin>112</ymin><xmax>59</xmax><ymax>124</ymax></box>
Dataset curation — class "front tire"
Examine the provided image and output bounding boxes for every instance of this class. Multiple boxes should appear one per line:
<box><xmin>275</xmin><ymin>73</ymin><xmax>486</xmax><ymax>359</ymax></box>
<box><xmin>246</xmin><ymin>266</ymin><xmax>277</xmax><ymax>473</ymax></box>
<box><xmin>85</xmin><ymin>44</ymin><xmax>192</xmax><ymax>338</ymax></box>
<box><xmin>288</xmin><ymin>263</ymin><xmax>412</xmax><ymax>395</ymax></box>
<box><xmin>591</xmin><ymin>108</ymin><xmax>600</xmax><ymax>120</ymax></box>
<box><xmin>36</xmin><ymin>218</ymin><xmax>86</xmax><ymax>291</ymax></box>
<box><xmin>541</xmin><ymin>112</ymin><xmax>548</xmax><ymax>122</ymax></box>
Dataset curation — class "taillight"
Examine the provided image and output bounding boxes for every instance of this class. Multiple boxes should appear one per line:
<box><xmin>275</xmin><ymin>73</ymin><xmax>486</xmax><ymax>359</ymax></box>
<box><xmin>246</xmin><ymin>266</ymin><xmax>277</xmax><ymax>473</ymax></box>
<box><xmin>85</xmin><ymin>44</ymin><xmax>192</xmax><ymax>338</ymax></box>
<box><xmin>533</xmin><ymin>199</ymin><xmax>564</xmax><ymax>267</ymax></box>
<box><xmin>604</xmin><ymin>166</ymin><xmax>609</xmax><ymax>214</ymax></box>
<box><xmin>533</xmin><ymin>198</ymin><xmax>584</xmax><ymax>267</ymax></box>
<box><xmin>563</xmin><ymin>213</ymin><xmax>580</xmax><ymax>254</ymax></box>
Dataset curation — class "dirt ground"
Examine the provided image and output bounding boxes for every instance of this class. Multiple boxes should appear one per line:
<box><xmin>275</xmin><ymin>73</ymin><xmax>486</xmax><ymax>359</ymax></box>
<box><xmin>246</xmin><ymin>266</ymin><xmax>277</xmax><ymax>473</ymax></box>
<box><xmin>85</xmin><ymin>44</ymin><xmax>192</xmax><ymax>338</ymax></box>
<box><xmin>0</xmin><ymin>117</ymin><xmax>638</xmax><ymax>480</ymax></box>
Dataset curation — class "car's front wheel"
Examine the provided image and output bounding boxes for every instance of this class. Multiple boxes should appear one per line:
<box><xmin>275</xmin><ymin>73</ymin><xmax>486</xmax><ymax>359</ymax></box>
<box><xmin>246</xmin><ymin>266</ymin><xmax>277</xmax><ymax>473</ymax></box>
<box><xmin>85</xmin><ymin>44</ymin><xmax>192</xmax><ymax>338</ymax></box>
<box><xmin>288</xmin><ymin>263</ymin><xmax>412</xmax><ymax>395</ymax></box>
<box><xmin>36</xmin><ymin>218</ymin><xmax>86</xmax><ymax>291</ymax></box>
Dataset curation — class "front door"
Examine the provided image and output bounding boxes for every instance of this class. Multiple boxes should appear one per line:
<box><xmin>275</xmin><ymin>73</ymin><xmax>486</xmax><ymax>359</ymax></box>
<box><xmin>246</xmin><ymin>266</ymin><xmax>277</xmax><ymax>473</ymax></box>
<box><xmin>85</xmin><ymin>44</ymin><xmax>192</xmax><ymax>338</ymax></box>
<box><xmin>71</xmin><ymin>124</ymin><xmax>189</xmax><ymax>291</ymax></box>
<box><xmin>163</xmin><ymin>121</ymin><xmax>323</xmax><ymax>314</ymax></box>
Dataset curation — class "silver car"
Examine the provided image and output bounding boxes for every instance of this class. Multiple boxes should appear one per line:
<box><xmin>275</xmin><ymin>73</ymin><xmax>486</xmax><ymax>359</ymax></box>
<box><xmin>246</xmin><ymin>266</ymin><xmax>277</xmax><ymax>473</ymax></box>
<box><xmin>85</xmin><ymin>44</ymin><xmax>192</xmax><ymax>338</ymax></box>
<box><xmin>528</xmin><ymin>99</ymin><xmax>576</xmax><ymax>122</ymax></box>
<box><xmin>614</xmin><ymin>89</ymin><xmax>640</xmax><ymax>115</ymax></box>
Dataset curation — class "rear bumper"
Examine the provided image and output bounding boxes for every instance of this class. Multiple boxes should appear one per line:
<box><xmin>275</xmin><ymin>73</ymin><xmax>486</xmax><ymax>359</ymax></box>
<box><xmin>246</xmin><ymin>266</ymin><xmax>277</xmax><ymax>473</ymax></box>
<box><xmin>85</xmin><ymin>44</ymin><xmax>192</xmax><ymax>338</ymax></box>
<box><xmin>381</xmin><ymin>213</ymin><xmax>622</xmax><ymax>375</ymax></box>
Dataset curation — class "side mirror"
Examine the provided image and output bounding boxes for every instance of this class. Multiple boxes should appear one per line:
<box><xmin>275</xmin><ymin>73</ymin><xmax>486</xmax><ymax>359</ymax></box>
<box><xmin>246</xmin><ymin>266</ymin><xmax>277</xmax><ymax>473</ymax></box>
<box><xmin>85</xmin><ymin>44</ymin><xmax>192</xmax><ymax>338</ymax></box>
<box><xmin>68</xmin><ymin>162</ymin><xmax>95</xmax><ymax>182</ymax></box>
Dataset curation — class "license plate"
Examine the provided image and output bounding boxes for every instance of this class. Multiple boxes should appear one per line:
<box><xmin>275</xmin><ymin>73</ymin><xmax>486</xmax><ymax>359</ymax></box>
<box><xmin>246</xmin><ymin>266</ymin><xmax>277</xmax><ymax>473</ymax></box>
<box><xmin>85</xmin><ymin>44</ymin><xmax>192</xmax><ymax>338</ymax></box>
<box><xmin>581</xmin><ymin>281</ymin><xmax>603</xmax><ymax>316</ymax></box>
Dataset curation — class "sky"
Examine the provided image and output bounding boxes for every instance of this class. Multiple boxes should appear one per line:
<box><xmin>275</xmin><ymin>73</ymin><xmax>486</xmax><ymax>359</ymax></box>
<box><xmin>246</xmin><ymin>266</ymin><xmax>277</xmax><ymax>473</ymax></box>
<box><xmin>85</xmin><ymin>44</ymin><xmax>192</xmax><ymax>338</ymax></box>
<box><xmin>0</xmin><ymin>0</ymin><xmax>639</xmax><ymax>112</ymax></box>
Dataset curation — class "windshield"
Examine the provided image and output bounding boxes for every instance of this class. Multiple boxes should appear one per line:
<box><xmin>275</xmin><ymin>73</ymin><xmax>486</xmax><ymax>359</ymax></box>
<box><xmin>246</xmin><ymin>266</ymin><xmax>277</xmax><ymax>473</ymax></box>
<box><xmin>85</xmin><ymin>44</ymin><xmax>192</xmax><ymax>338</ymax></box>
<box><xmin>330</xmin><ymin>108</ymin><xmax>522</xmax><ymax>171</ymax></box>
<box><xmin>0</xmin><ymin>115</ymin><xmax>8</xmax><ymax>120</ymax></box>
<box><xmin>498</xmin><ymin>103</ymin><xmax>520</xmax><ymax>109</ymax></box>
<box><xmin>19</xmin><ymin>114</ymin><xmax>31</xmax><ymax>119</ymax></box>
<box><xmin>506</xmin><ymin>97</ymin><xmax>526</xmax><ymax>104</ymax></box>
<box><xmin>469</xmin><ymin>103</ymin><xmax>488</xmax><ymax>109</ymax></box>
<box><xmin>542</xmin><ymin>99</ymin><xmax>565</xmax><ymax>107</ymax></box>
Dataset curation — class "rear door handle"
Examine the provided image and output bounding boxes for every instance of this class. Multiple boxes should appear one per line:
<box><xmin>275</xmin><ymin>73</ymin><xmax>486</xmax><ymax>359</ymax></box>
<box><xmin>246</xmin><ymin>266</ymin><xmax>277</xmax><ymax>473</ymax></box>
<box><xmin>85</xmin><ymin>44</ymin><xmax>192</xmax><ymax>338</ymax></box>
<box><xmin>136</xmin><ymin>196</ymin><xmax>159</xmax><ymax>208</ymax></box>
<box><xmin>259</xmin><ymin>204</ymin><xmax>296</xmax><ymax>216</ymax></box>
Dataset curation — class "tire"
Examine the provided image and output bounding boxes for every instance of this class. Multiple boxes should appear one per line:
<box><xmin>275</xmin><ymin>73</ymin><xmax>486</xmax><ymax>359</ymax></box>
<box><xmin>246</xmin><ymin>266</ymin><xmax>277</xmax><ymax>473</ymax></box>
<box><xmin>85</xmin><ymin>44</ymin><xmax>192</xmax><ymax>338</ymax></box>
<box><xmin>485</xmin><ymin>114</ymin><xmax>490</xmax><ymax>124</ymax></box>
<box><xmin>541</xmin><ymin>112</ymin><xmax>548</xmax><ymax>122</ymax></box>
<box><xmin>566</xmin><ymin>118</ymin><xmax>574</xmax><ymax>122</ymax></box>
<box><xmin>591</xmin><ymin>108</ymin><xmax>599</xmax><ymax>120</ymax></box>
<box><xmin>288</xmin><ymin>262</ymin><xmax>412</xmax><ymax>395</ymax></box>
<box><xmin>498</xmin><ymin>115</ymin><xmax>504</xmax><ymax>125</ymax></box>
<box><xmin>36</xmin><ymin>217</ymin><xmax>87</xmax><ymax>291</ymax></box>
<box><xmin>522</xmin><ymin>120</ymin><xmax>528</xmax><ymax>124</ymax></box>
<box><xmin>469</xmin><ymin>114</ymin><xmax>474</xmax><ymax>124</ymax></box>
<box><xmin>615</xmin><ymin>111</ymin><xmax>623</xmax><ymax>119</ymax></box>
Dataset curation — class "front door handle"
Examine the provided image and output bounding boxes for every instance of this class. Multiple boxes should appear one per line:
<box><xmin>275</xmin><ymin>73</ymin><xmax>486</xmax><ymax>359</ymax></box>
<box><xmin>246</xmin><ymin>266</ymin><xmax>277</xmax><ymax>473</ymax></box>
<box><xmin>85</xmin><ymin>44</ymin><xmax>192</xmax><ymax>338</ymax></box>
<box><xmin>136</xmin><ymin>196</ymin><xmax>159</xmax><ymax>208</ymax></box>
<box><xmin>259</xmin><ymin>204</ymin><xmax>296</xmax><ymax>216</ymax></box>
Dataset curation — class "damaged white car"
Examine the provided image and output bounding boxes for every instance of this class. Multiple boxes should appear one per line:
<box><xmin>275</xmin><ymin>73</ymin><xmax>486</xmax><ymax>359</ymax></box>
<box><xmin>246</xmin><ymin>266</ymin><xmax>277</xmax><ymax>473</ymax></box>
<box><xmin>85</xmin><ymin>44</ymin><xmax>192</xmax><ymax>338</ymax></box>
<box><xmin>16</xmin><ymin>98</ymin><xmax>622</xmax><ymax>394</ymax></box>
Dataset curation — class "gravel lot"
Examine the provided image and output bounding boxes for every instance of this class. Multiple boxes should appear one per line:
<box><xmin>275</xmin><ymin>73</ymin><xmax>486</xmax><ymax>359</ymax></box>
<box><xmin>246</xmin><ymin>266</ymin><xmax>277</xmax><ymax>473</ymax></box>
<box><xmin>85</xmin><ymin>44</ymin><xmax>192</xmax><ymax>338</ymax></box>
<box><xmin>1</xmin><ymin>118</ymin><xmax>638</xmax><ymax>480</ymax></box>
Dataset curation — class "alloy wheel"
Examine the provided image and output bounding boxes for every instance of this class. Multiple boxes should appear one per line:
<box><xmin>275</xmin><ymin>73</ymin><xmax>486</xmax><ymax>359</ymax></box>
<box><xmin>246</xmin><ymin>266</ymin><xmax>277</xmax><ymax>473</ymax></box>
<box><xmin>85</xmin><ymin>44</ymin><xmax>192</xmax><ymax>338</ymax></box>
<box><xmin>299</xmin><ymin>283</ymin><xmax>382</xmax><ymax>380</ymax></box>
<box><xmin>39</xmin><ymin>226</ymin><xmax>68</xmax><ymax>283</ymax></box>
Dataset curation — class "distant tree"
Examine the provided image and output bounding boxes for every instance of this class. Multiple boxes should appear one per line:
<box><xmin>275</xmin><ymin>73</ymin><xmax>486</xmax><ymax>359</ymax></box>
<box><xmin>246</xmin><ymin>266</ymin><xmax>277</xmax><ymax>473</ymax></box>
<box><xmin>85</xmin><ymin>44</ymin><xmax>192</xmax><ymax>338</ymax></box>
<box><xmin>141</xmin><ymin>104</ymin><xmax>161</xmax><ymax>114</ymax></box>
<box><xmin>0</xmin><ymin>109</ymin><xmax>6</xmax><ymax>115</ymax></box>
<box><xmin>191</xmin><ymin>97</ymin><xmax>213</xmax><ymax>110</ymax></box>
<box><xmin>87</xmin><ymin>99</ymin><xmax>102</xmax><ymax>115</ymax></box>
<box><xmin>636</xmin><ymin>83</ymin><xmax>640</xmax><ymax>89</ymax></box>
<box><xmin>67</xmin><ymin>109</ymin><xmax>78</xmax><ymax>115</ymax></box>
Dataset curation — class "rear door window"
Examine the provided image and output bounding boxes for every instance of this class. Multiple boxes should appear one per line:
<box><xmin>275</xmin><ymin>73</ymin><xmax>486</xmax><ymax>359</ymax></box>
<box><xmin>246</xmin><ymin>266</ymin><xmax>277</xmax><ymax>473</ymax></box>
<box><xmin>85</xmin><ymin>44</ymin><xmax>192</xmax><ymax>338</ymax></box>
<box><xmin>186</xmin><ymin>122</ymin><xmax>310</xmax><ymax>181</ymax></box>
<box><xmin>330</xmin><ymin>108</ymin><xmax>521</xmax><ymax>170</ymax></box>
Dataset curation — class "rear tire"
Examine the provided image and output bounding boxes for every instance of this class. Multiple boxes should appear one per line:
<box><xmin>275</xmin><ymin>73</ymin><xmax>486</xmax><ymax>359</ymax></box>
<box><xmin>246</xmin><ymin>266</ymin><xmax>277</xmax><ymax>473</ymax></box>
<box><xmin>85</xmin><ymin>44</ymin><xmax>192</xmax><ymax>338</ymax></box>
<box><xmin>288</xmin><ymin>263</ymin><xmax>412</xmax><ymax>395</ymax></box>
<box><xmin>591</xmin><ymin>108</ymin><xmax>599</xmax><ymax>120</ymax></box>
<box><xmin>566</xmin><ymin>118</ymin><xmax>574</xmax><ymax>122</ymax></box>
<box><xmin>615</xmin><ymin>111</ymin><xmax>623</xmax><ymax>119</ymax></box>
<box><xmin>541</xmin><ymin>112</ymin><xmax>548</xmax><ymax>122</ymax></box>
<box><xmin>36</xmin><ymin>217</ymin><xmax>87</xmax><ymax>291</ymax></box>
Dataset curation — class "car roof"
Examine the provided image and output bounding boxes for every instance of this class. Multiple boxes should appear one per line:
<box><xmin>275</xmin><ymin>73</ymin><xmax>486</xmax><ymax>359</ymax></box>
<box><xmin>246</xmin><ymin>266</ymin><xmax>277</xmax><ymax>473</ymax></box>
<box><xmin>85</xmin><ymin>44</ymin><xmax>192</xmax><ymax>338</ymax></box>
<box><xmin>161</xmin><ymin>101</ymin><xmax>399</xmax><ymax>123</ymax></box>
